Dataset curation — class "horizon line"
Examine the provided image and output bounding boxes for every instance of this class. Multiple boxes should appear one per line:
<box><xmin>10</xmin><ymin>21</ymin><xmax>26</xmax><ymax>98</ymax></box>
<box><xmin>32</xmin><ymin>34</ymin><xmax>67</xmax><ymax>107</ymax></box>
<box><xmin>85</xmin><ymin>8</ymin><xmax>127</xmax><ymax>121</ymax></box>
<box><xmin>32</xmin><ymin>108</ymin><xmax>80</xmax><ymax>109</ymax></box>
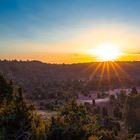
<box><xmin>1</xmin><ymin>59</ymin><xmax>140</xmax><ymax>65</ymax></box>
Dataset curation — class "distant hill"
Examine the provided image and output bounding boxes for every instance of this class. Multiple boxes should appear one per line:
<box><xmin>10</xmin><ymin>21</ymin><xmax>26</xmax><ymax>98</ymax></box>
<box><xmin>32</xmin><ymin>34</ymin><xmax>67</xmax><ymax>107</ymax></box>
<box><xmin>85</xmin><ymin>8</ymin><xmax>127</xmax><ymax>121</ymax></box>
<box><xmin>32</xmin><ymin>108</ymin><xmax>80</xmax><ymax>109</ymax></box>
<box><xmin>0</xmin><ymin>60</ymin><xmax>140</xmax><ymax>98</ymax></box>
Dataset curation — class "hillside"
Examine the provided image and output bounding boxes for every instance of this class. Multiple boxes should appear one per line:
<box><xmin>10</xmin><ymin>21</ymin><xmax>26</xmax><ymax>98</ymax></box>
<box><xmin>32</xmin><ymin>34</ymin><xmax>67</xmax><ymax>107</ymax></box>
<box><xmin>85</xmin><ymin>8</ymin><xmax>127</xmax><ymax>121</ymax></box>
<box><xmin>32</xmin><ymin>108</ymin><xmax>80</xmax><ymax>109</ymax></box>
<box><xmin>0</xmin><ymin>60</ymin><xmax>140</xmax><ymax>99</ymax></box>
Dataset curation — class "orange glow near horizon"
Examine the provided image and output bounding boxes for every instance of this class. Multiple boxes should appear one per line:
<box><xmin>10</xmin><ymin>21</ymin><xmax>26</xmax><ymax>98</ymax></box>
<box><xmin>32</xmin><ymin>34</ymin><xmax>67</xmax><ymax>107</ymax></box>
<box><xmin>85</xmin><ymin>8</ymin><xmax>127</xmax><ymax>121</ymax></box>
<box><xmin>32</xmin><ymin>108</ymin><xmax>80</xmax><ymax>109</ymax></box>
<box><xmin>1</xmin><ymin>52</ymin><xmax>140</xmax><ymax>64</ymax></box>
<box><xmin>1</xmin><ymin>24</ymin><xmax>140</xmax><ymax>64</ymax></box>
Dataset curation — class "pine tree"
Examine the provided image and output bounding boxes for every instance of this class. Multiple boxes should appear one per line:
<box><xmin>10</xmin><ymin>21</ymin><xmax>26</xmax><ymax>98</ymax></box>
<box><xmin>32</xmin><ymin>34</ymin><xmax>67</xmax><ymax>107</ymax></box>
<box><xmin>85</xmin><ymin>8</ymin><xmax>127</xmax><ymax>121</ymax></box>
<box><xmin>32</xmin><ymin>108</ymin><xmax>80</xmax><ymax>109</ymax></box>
<box><xmin>0</xmin><ymin>74</ymin><xmax>46</xmax><ymax>140</ymax></box>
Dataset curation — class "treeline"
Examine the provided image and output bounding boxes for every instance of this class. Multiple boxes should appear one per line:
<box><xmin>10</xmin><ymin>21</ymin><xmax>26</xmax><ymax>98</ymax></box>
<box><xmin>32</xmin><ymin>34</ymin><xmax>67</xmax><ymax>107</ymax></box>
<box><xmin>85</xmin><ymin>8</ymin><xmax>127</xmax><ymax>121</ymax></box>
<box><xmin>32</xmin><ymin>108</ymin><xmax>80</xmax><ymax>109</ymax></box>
<box><xmin>0</xmin><ymin>60</ymin><xmax>140</xmax><ymax>101</ymax></box>
<box><xmin>0</xmin><ymin>75</ymin><xmax>140</xmax><ymax>140</ymax></box>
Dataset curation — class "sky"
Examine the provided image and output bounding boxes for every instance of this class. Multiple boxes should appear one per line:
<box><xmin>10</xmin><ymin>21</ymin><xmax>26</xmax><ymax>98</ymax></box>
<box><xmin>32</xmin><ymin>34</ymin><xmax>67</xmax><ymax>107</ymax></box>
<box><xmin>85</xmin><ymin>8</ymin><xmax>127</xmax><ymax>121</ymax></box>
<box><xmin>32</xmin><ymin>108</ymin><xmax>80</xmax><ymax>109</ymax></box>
<box><xmin>0</xmin><ymin>0</ymin><xmax>140</xmax><ymax>63</ymax></box>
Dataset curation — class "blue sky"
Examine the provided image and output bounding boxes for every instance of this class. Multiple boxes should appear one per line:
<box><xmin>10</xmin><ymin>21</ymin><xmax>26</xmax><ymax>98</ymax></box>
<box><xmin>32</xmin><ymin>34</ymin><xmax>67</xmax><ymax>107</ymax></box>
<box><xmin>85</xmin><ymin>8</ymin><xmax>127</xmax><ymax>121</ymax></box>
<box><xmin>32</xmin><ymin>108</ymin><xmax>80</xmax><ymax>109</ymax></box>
<box><xmin>1</xmin><ymin>0</ymin><xmax>140</xmax><ymax>41</ymax></box>
<box><xmin>0</xmin><ymin>0</ymin><xmax>140</xmax><ymax>63</ymax></box>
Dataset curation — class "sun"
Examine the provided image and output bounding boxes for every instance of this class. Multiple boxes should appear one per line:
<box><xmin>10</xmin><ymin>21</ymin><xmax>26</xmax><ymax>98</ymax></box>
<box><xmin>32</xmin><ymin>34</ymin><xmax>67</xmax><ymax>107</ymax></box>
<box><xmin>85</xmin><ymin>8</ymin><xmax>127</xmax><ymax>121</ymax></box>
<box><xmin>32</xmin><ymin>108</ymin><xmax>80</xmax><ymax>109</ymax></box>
<box><xmin>88</xmin><ymin>43</ymin><xmax>122</xmax><ymax>61</ymax></box>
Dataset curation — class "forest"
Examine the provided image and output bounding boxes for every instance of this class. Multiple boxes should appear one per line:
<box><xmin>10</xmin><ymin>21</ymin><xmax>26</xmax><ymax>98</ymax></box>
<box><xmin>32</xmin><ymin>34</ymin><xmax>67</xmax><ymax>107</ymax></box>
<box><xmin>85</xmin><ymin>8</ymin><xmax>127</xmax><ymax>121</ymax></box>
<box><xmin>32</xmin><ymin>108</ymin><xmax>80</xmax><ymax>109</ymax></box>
<box><xmin>0</xmin><ymin>60</ymin><xmax>140</xmax><ymax>97</ymax></box>
<box><xmin>0</xmin><ymin>60</ymin><xmax>140</xmax><ymax>140</ymax></box>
